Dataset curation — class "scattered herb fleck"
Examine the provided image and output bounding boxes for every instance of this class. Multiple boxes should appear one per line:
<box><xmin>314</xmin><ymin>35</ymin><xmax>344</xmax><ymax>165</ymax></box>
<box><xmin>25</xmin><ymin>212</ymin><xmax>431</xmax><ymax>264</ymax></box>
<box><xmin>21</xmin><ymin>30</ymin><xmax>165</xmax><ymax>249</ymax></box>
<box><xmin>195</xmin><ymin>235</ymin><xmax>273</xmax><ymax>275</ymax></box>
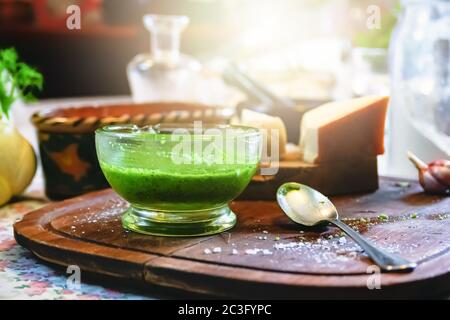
<box><xmin>378</xmin><ymin>213</ymin><xmax>389</xmax><ymax>221</ymax></box>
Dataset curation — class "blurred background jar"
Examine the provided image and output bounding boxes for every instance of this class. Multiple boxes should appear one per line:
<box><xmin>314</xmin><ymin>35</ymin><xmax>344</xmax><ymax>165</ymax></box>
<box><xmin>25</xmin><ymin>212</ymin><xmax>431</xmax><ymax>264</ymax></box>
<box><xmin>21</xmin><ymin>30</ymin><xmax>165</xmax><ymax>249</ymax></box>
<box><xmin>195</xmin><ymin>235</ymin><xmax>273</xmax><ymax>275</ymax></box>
<box><xmin>127</xmin><ymin>14</ymin><xmax>240</xmax><ymax>106</ymax></box>
<box><xmin>127</xmin><ymin>14</ymin><xmax>201</xmax><ymax>102</ymax></box>
<box><xmin>387</xmin><ymin>0</ymin><xmax>450</xmax><ymax>178</ymax></box>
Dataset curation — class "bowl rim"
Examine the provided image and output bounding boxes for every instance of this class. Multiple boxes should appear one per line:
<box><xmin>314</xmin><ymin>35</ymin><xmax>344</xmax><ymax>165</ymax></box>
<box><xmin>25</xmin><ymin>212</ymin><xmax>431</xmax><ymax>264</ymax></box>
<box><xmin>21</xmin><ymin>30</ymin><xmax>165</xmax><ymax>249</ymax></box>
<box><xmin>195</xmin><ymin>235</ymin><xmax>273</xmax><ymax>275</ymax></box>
<box><xmin>95</xmin><ymin>123</ymin><xmax>261</xmax><ymax>139</ymax></box>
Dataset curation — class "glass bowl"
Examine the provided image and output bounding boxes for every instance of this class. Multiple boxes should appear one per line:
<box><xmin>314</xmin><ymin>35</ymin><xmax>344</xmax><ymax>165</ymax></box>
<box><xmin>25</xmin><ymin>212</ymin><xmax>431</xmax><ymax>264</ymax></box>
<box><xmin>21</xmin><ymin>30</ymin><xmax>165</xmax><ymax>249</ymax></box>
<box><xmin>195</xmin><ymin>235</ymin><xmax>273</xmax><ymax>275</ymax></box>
<box><xmin>95</xmin><ymin>123</ymin><xmax>261</xmax><ymax>237</ymax></box>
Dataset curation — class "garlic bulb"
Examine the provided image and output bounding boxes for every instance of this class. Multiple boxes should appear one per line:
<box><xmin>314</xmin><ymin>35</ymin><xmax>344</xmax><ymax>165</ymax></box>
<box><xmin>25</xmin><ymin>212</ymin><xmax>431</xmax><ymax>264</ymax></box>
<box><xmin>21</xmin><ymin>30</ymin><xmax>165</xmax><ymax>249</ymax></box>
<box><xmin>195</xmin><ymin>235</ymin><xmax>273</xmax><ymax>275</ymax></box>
<box><xmin>407</xmin><ymin>151</ymin><xmax>450</xmax><ymax>195</ymax></box>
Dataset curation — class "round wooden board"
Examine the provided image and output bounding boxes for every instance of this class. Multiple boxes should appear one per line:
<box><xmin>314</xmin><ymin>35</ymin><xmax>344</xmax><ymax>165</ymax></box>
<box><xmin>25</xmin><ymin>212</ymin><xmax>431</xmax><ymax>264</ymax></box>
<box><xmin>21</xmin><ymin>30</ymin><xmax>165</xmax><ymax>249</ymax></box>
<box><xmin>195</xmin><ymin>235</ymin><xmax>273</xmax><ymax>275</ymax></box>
<box><xmin>14</xmin><ymin>178</ymin><xmax>450</xmax><ymax>298</ymax></box>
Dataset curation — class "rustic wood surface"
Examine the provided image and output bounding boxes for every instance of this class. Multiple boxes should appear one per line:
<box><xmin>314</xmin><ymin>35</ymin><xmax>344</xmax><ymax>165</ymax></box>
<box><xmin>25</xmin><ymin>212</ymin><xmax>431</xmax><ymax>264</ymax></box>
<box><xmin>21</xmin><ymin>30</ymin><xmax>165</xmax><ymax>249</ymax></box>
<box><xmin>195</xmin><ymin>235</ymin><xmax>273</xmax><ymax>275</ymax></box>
<box><xmin>14</xmin><ymin>178</ymin><xmax>450</xmax><ymax>298</ymax></box>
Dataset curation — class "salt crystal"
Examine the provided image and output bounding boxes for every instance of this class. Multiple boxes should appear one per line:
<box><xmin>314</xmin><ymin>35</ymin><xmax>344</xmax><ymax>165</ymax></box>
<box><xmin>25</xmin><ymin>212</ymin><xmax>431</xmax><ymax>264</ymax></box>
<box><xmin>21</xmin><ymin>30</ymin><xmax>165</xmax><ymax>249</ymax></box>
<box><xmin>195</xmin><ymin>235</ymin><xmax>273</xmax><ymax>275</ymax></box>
<box><xmin>336</xmin><ymin>255</ymin><xmax>349</xmax><ymax>262</ymax></box>
<box><xmin>262</xmin><ymin>230</ymin><xmax>268</xmax><ymax>234</ymax></box>
<box><xmin>273</xmin><ymin>242</ymin><xmax>304</xmax><ymax>250</ymax></box>
<box><xmin>232</xmin><ymin>249</ymin><xmax>239</xmax><ymax>255</ymax></box>
<box><xmin>204</xmin><ymin>248</ymin><xmax>212</xmax><ymax>255</ymax></box>
<box><xmin>338</xmin><ymin>237</ymin><xmax>347</xmax><ymax>245</ymax></box>
<box><xmin>212</xmin><ymin>247</ymin><xmax>222</xmax><ymax>253</ymax></box>
<box><xmin>244</xmin><ymin>248</ymin><xmax>273</xmax><ymax>255</ymax></box>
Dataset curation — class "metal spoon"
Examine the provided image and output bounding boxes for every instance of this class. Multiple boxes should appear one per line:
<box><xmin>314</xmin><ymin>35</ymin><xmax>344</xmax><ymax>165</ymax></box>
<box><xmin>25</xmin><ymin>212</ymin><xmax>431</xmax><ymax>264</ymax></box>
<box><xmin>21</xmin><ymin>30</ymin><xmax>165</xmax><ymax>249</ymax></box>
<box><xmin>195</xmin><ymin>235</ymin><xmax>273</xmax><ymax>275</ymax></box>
<box><xmin>276</xmin><ymin>182</ymin><xmax>417</xmax><ymax>272</ymax></box>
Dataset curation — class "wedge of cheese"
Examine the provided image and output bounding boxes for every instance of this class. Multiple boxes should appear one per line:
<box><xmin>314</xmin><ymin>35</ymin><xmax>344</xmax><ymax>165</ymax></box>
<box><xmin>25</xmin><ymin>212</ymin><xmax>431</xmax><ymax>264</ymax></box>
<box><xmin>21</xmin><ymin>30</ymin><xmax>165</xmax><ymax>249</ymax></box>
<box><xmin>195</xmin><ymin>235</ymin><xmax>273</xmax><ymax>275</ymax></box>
<box><xmin>299</xmin><ymin>96</ymin><xmax>389</xmax><ymax>164</ymax></box>
<box><xmin>240</xmin><ymin>109</ymin><xmax>287</xmax><ymax>158</ymax></box>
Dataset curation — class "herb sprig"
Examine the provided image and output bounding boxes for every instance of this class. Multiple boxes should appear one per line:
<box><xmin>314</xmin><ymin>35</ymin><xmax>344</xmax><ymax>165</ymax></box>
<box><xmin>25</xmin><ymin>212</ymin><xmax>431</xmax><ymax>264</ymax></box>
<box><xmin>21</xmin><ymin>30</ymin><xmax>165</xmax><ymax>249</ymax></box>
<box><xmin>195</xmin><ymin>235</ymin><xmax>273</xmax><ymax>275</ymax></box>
<box><xmin>0</xmin><ymin>48</ymin><xmax>43</xmax><ymax>119</ymax></box>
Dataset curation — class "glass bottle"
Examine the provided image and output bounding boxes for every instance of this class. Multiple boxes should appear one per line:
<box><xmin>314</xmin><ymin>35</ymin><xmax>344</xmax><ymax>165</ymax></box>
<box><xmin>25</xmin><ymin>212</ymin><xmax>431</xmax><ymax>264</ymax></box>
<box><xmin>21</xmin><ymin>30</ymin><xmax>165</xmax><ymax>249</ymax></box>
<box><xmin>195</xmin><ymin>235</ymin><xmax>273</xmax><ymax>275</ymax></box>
<box><xmin>127</xmin><ymin>14</ymin><xmax>202</xmax><ymax>103</ymax></box>
<box><xmin>387</xmin><ymin>0</ymin><xmax>450</xmax><ymax>178</ymax></box>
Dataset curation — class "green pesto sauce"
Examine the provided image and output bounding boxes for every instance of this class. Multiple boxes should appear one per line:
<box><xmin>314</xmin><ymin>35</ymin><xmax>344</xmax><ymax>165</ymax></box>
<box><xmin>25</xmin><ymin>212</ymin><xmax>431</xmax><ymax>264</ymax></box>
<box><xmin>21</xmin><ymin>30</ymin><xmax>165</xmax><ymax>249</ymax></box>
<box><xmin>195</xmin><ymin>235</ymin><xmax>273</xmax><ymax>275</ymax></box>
<box><xmin>100</xmin><ymin>162</ymin><xmax>257</xmax><ymax>211</ymax></box>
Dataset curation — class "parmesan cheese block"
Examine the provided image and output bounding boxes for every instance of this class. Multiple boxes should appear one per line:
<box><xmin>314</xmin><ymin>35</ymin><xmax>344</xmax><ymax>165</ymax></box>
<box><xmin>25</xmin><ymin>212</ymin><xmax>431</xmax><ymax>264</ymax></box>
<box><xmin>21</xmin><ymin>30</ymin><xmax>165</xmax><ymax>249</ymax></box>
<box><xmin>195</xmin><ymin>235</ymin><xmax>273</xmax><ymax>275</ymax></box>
<box><xmin>299</xmin><ymin>96</ymin><xmax>389</xmax><ymax>164</ymax></box>
<box><xmin>240</xmin><ymin>109</ymin><xmax>287</xmax><ymax>158</ymax></box>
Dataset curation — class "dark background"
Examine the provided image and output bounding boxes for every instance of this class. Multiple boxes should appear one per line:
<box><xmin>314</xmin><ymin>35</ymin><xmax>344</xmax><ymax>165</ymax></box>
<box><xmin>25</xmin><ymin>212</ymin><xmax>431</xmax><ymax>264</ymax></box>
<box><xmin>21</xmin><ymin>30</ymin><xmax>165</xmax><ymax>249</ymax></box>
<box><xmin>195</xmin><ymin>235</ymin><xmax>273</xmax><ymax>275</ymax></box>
<box><xmin>0</xmin><ymin>0</ymin><xmax>234</xmax><ymax>98</ymax></box>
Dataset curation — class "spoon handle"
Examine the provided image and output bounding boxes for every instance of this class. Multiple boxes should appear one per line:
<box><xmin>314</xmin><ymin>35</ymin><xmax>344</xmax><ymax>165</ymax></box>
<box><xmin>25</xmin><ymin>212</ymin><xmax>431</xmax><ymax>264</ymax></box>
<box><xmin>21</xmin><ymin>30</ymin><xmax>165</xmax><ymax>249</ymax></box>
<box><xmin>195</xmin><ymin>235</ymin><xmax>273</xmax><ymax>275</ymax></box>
<box><xmin>330</xmin><ymin>219</ymin><xmax>417</xmax><ymax>272</ymax></box>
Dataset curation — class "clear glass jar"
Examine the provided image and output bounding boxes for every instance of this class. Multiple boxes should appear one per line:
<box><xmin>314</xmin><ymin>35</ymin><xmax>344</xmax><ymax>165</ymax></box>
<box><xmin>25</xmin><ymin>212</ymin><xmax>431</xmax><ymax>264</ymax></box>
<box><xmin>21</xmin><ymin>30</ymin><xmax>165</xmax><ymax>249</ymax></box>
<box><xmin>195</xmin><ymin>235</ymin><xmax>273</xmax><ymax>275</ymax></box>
<box><xmin>388</xmin><ymin>0</ymin><xmax>450</xmax><ymax>177</ymax></box>
<box><xmin>127</xmin><ymin>14</ymin><xmax>202</xmax><ymax>103</ymax></box>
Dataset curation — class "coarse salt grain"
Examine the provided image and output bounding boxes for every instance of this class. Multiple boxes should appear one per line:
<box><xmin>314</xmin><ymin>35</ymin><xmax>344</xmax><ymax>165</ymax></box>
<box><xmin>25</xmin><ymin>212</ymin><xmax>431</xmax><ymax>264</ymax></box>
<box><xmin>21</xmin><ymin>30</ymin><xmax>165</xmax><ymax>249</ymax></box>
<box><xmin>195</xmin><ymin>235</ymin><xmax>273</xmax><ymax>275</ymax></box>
<box><xmin>204</xmin><ymin>248</ymin><xmax>212</xmax><ymax>255</ymax></box>
<box><xmin>212</xmin><ymin>247</ymin><xmax>222</xmax><ymax>253</ymax></box>
<box><xmin>245</xmin><ymin>248</ymin><xmax>273</xmax><ymax>255</ymax></box>
<box><xmin>273</xmin><ymin>242</ymin><xmax>304</xmax><ymax>250</ymax></box>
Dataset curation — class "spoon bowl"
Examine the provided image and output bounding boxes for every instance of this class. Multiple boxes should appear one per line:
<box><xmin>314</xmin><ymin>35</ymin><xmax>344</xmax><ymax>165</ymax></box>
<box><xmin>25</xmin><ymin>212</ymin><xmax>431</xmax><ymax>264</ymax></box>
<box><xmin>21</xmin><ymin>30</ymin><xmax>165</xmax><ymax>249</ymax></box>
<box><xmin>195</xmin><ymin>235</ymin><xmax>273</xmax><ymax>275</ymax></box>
<box><xmin>277</xmin><ymin>182</ymin><xmax>338</xmax><ymax>226</ymax></box>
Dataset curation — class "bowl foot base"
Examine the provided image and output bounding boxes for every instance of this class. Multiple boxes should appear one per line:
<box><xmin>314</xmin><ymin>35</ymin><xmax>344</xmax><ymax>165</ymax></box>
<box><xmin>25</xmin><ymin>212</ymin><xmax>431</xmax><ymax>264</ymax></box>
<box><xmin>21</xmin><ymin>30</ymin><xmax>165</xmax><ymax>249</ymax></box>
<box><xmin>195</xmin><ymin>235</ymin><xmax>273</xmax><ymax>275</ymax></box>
<box><xmin>121</xmin><ymin>205</ymin><xmax>236</xmax><ymax>237</ymax></box>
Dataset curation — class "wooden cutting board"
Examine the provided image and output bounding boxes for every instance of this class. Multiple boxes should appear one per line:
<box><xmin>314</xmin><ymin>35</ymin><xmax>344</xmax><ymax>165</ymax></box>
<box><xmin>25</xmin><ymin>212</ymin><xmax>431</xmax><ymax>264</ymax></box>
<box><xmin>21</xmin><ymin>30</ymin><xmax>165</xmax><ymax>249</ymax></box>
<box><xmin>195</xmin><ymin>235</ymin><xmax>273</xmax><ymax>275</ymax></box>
<box><xmin>14</xmin><ymin>178</ymin><xmax>450</xmax><ymax>298</ymax></box>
